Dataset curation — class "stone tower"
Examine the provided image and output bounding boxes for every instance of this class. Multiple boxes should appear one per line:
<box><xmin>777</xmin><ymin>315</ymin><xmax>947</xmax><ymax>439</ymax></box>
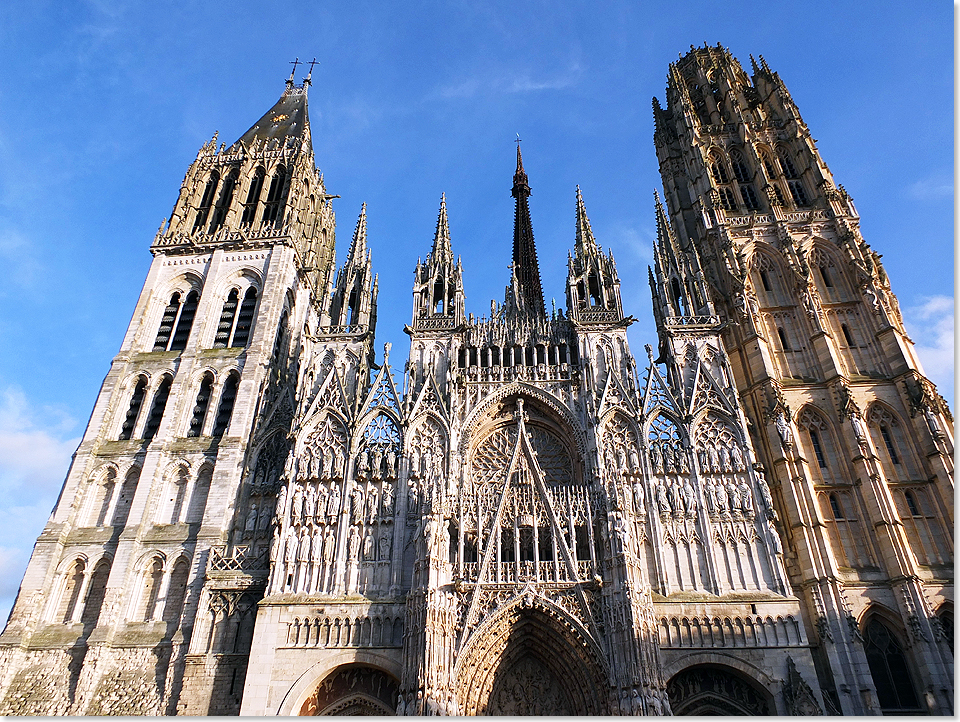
<box><xmin>652</xmin><ymin>44</ymin><xmax>954</xmax><ymax>715</ymax></box>
<box><xmin>0</xmin><ymin>70</ymin><xmax>339</xmax><ymax>715</ymax></box>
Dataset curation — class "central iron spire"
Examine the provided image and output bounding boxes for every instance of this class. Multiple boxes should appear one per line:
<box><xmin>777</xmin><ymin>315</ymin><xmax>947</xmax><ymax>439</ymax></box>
<box><xmin>509</xmin><ymin>143</ymin><xmax>546</xmax><ymax>318</ymax></box>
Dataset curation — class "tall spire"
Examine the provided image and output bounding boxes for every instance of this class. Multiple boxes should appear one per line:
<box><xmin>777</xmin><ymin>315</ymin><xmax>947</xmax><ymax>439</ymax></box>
<box><xmin>231</xmin><ymin>70</ymin><xmax>312</xmax><ymax>153</ymax></box>
<box><xmin>346</xmin><ymin>203</ymin><xmax>368</xmax><ymax>266</ymax></box>
<box><xmin>510</xmin><ymin>143</ymin><xmax>546</xmax><ymax>318</ymax></box>
<box><xmin>431</xmin><ymin>193</ymin><xmax>452</xmax><ymax>263</ymax></box>
<box><xmin>575</xmin><ymin>185</ymin><xmax>598</xmax><ymax>256</ymax></box>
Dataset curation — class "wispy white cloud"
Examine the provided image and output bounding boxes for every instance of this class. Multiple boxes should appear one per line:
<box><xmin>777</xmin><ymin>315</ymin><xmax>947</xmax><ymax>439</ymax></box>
<box><xmin>0</xmin><ymin>386</ymin><xmax>79</xmax><ymax>495</ymax></box>
<box><xmin>438</xmin><ymin>64</ymin><xmax>582</xmax><ymax>99</ymax></box>
<box><xmin>906</xmin><ymin>174</ymin><xmax>953</xmax><ymax>201</ymax></box>
<box><xmin>0</xmin><ymin>387</ymin><xmax>80</xmax><ymax>622</ymax></box>
<box><xmin>903</xmin><ymin>295</ymin><xmax>954</xmax><ymax>404</ymax></box>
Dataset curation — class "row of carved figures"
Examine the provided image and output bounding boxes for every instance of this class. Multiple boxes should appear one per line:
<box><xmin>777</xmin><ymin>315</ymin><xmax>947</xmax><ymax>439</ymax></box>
<box><xmin>277</xmin><ymin>480</ymin><xmax>397</xmax><ymax>528</ymax></box>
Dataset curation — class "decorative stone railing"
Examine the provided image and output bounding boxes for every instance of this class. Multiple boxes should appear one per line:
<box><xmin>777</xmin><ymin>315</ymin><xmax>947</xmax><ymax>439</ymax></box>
<box><xmin>457</xmin><ymin>559</ymin><xmax>594</xmax><ymax>584</ymax></box>
<box><xmin>463</xmin><ymin>363</ymin><xmax>571</xmax><ymax>383</ymax></box>
<box><xmin>209</xmin><ymin>545</ymin><xmax>269</xmax><ymax>573</ymax></box>
<box><xmin>663</xmin><ymin>315</ymin><xmax>722</xmax><ymax>328</ymax></box>
<box><xmin>413</xmin><ymin>316</ymin><xmax>459</xmax><ymax>331</ymax></box>
<box><xmin>658</xmin><ymin>613</ymin><xmax>805</xmax><ymax>648</ymax></box>
<box><xmin>575</xmin><ymin>309</ymin><xmax>620</xmax><ymax>324</ymax></box>
<box><xmin>316</xmin><ymin>324</ymin><xmax>368</xmax><ymax>338</ymax></box>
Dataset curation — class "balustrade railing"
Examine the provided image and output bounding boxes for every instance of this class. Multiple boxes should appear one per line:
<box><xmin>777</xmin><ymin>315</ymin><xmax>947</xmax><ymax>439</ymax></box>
<box><xmin>209</xmin><ymin>544</ymin><xmax>269</xmax><ymax>573</ymax></box>
<box><xmin>458</xmin><ymin>559</ymin><xmax>593</xmax><ymax>584</ymax></box>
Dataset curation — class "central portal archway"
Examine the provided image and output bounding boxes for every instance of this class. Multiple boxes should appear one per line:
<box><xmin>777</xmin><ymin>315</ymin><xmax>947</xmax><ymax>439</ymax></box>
<box><xmin>456</xmin><ymin>601</ymin><xmax>608</xmax><ymax>715</ymax></box>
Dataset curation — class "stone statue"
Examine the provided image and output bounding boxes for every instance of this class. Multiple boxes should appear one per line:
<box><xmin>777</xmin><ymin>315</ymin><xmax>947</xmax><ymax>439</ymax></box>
<box><xmin>385</xmin><ymin>449</ymin><xmax>397</xmax><ymax>479</ymax></box>
<box><xmin>382</xmin><ymin>482</ymin><xmax>395</xmax><ymax>517</ymax></box>
<box><xmin>291</xmin><ymin>485</ymin><xmax>303</xmax><ymax>525</ymax></box>
<box><xmin>656</xmin><ymin>484</ymin><xmax>670</xmax><ymax>515</ymax></box>
<box><xmin>775</xmin><ymin>411</ymin><xmax>794</xmax><ymax>447</ymax></box>
<box><xmin>738</xmin><ymin>479</ymin><xmax>753</xmax><ymax>513</ymax></box>
<box><xmin>322</xmin><ymin>528</ymin><xmax>336</xmax><ymax>563</ymax></box>
<box><xmin>363</xmin><ymin>531</ymin><xmax>375</xmax><ymax>560</ymax></box>
<box><xmin>347</xmin><ymin>526</ymin><xmax>361</xmax><ymax>561</ymax></box>
<box><xmin>730</xmin><ymin>443</ymin><xmax>745</xmax><ymax>472</ymax></box>
<box><xmin>358</xmin><ymin>448</ymin><xmax>370</xmax><ymax>478</ymax></box>
<box><xmin>379</xmin><ymin>533</ymin><xmax>392</xmax><ymax>560</ymax></box>
<box><xmin>350</xmin><ymin>487</ymin><xmax>364</xmax><ymax>526</ymax></box>
<box><xmin>366</xmin><ymin>486</ymin><xmax>379</xmax><ymax>523</ymax></box>
<box><xmin>245</xmin><ymin>504</ymin><xmax>258</xmax><ymax>532</ymax></box>
<box><xmin>327</xmin><ymin>484</ymin><xmax>341</xmax><ymax>521</ymax></box>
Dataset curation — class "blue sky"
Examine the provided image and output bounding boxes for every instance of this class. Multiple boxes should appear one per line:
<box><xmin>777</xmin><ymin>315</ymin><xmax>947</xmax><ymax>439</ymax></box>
<box><xmin>0</xmin><ymin>1</ymin><xmax>952</xmax><ymax>620</ymax></box>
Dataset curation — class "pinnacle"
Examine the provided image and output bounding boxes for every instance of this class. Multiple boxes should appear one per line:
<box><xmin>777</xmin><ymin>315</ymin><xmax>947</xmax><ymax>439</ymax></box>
<box><xmin>575</xmin><ymin>185</ymin><xmax>598</xmax><ymax>255</ymax></box>
<box><xmin>431</xmin><ymin>193</ymin><xmax>453</xmax><ymax>262</ymax></box>
<box><xmin>346</xmin><ymin>203</ymin><xmax>367</xmax><ymax>266</ymax></box>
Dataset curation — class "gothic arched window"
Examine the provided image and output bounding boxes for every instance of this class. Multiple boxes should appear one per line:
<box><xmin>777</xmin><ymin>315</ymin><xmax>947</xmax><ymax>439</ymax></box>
<box><xmin>153</xmin><ymin>292</ymin><xmax>181</xmax><ymax>350</ymax></box>
<box><xmin>208</xmin><ymin>169</ymin><xmax>238</xmax><ymax>233</ymax></box>
<box><xmin>261</xmin><ymin>165</ymin><xmax>287</xmax><ymax>226</ymax></box>
<box><xmin>867</xmin><ymin>405</ymin><xmax>920</xmax><ymax>482</ymax></box>
<box><xmin>110</xmin><ymin>467</ymin><xmax>140</xmax><ymax>527</ymax></box>
<box><xmin>796</xmin><ymin>408</ymin><xmax>844</xmax><ymax>484</ymax></box>
<box><xmin>730</xmin><ymin>149</ymin><xmax>760</xmax><ymax>210</ymax></box>
<box><xmin>169</xmin><ymin>290</ymin><xmax>199</xmax><ymax>351</ymax></box>
<box><xmin>214</xmin><ymin>288</ymin><xmax>239</xmax><ymax>348</ymax></box>
<box><xmin>80</xmin><ymin>559</ymin><xmax>110</xmax><ymax>627</ymax></box>
<box><xmin>192</xmin><ymin>171</ymin><xmax>220</xmax><ymax>233</ymax></box>
<box><xmin>140</xmin><ymin>557</ymin><xmax>165</xmax><ymax>621</ymax></box>
<box><xmin>58</xmin><ymin>559</ymin><xmax>86</xmax><ymax>623</ymax></box>
<box><xmin>895</xmin><ymin>487</ymin><xmax>950</xmax><ymax>566</ymax></box>
<box><xmin>818</xmin><ymin>489</ymin><xmax>874</xmax><ymax>569</ymax></box>
<box><xmin>241</xmin><ymin>166</ymin><xmax>266</xmax><ymax>225</ymax></box>
<box><xmin>88</xmin><ymin>467</ymin><xmax>117</xmax><ymax>527</ymax></box>
<box><xmin>187</xmin><ymin>373</ymin><xmax>214</xmax><ymax>437</ymax></box>
<box><xmin>185</xmin><ymin>466</ymin><xmax>212</xmax><ymax>524</ymax></box>
<box><xmin>212</xmin><ymin>373</ymin><xmax>240</xmax><ymax>438</ymax></box>
<box><xmin>142</xmin><ymin>375</ymin><xmax>173</xmax><ymax>441</ymax></box>
<box><xmin>231</xmin><ymin>287</ymin><xmax>258</xmax><ymax>347</ymax></box>
<box><xmin>862</xmin><ymin>617</ymin><xmax>922</xmax><ymax>713</ymax></box>
<box><xmin>162</xmin><ymin>558</ymin><xmax>191</xmax><ymax>624</ymax></box>
<box><xmin>118</xmin><ymin>375</ymin><xmax>148</xmax><ymax>440</ymax></box>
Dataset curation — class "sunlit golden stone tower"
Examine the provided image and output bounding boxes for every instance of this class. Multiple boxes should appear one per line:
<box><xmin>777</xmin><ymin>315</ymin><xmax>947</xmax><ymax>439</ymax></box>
<box><xmin>652</xmin><ymin>44</ymin><xmax>954</xmax><ymax>715</ymax></box>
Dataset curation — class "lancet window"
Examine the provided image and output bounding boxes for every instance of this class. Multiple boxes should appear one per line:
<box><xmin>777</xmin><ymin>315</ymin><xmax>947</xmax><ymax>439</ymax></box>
<box><xmin>894</xmin><ymin>486</ymin><xmax>951</xmax><ymax>566</ymax></box>
<box><xmin>215</xmin><ymin>286</ymin><xmax>259</xmax><ymax>348</ymax></box>
<box><xmin>142</xmin><ymin>375</ymin><xmax>173</xmax><ymax>441</ymax></box>
<box><xmin>818</xmin><ymin>489</ymin><xmax>874</xmax><ymax>569</ymax></box>
<box><xmin>187</xmin><ymin>373</ymin><xmax>214</xmax><ymax>437</ymax></box>
<box><xmin>261</xmin><ymin>165</ymin><xmax>288</xmax><ymax>226</ymax></box>
<box><xmin>796</xmin><ymin>408</ymin><xmax>843</xmax><ymax>485</ymax></box>
<box><xmin>192</xmin><ymin>171</ymin><xmax>220</xmax><ymax>233</ymax></box>
<box><xmin>212</xmin><ymin>373</ymin><xmax>240</xmax><ymax>438</ymax></box>
<box><xmin>241</xmin><ymin>166</ymin><xmax>265</xmax><ymax>225</ymax></box>
<box><xmin>867</xmin><ymin>405</ymin><xmax>920</xmax><ymax>482</ymax></box>
<box><xmin>208</xmin><ymin>169</ymin><xmax>238</xmax><ymax>233</ymax></box>
<box><xmin>862</xmin><ymin>617</ymin><xmax>922</xmax><ymax>713</ymax></box>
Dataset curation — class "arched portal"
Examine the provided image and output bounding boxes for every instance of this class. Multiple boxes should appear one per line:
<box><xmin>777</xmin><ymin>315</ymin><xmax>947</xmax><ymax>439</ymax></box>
<box><xmin>667</xmin><ymin>664</ymin><xmax>772</xmax><ymax>715</ymax></box>
<box><xmin>456</xmin><ymin>601</ymin><xmax>608</xmax><ymax>715</ymax></box>
<box><xmin>298</xmin><ymin>664</ymin><xmax>399</xmax><ymax>716</ymax></box>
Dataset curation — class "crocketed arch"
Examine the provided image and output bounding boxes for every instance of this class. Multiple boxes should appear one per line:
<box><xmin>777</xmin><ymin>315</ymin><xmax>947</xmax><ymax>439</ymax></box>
<box><xmin>458</xmin><ymin>381</ymin><xmax>586</xmax><ymax>461</ymax></box>
<box><xmin>806</xmin><ymin>240</ymin><xmax>853</xmax><ymax>303</ymax></box>
<box><xmin>866</xmin><ymin>402</ymin><xmax>922</xmax><ymax>482</ymax></box>
<box><xmin>667</xmin><ymin>662</ymin><xmax>773</xmax><ymax>715</ymax></box>
<box><xmin>297</xmin><ymin>663</ymin><xmax>400</xmax><ymax>716</ymax></box>
<box><xmin>747</xmin><ymin>245</ymin><xmax>791</xmax><ymax>308</ymax></box>
<box><xmin>455</xmin><ymin>594</ymin><xmax>608</xmax><ymax>715</ymax></box>
<box><xmin>859</xmin><ymin>606</ymin><xmax>923</xmax><ymax>713</ymax></box>
<box><xmin>795</xmin><ymin>405</ymin><xmax>844</xmax><ymax>484</ymax></box>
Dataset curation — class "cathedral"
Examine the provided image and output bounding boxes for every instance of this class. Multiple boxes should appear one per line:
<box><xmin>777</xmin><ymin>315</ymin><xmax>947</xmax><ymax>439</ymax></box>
<box><xmin>0</xmin><ymin>45</ymin><xmax>952</xmax><ymax>716</ymax></box>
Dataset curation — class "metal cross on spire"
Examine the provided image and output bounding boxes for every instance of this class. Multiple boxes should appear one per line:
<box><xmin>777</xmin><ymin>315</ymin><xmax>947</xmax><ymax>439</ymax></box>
<box><xmin>289</xmin><ymin>57</ymin><xmax>301</xmax><ymax>75</ymax></box>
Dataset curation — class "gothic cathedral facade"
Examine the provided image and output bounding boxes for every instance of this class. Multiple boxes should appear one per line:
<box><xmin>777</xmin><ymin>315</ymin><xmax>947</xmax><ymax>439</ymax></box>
<box><xmin>0</xmin><ymin>47</ymin><xmax>951</xmax><ymax>716</ymax></box>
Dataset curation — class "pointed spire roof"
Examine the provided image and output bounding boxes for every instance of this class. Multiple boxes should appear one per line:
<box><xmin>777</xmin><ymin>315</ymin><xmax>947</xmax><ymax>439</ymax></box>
<box><xmin>509</xmin><ymin>143</ymin><xmax>546</xmax><ymax>318</ymax></box>
<box><xmin>574</xmin><ymin>185</ymin><xmax>598</xmax><ymax>256</ymax></box>
<box><xmin>431</xmin><ymin>193</ymin><xmax>453</xmax><ymax>263</ymax></box>
<box><xmin>346</xmin><ymin>203</ymin><xmax>368</xmax><ymax>266</ymax></box>
<box><xmin>231</xmin><ymin>77</ymin><xmax>311</xmax><ymax>152</ymax></box>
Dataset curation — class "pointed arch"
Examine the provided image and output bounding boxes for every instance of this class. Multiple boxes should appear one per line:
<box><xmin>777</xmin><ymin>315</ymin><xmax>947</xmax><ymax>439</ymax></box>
<box><xmin>455</xmin><ymin>594</ymin><xmax>608</xmax><ymax>715</ymax></box>
<box><xmin>866</xmin><ymin>402</ymin><xmax>922</xmax><ymax>482</ymax></box>
<box><xmin>795</xmin><ymin>405</ymin><xmax>845</xmax><ymax>485</ymax></box>
<box><xmin>859</xmin><ymin>608</ymin><xmax>923</xmax><ymax>713</ymax></box>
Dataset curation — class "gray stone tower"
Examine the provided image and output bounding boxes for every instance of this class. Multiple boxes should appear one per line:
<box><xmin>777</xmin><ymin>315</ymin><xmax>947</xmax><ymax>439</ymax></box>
<box><xmin>652</xmin><ymin>44</ymin><xmax>954</xmax><ymax>715</ymax></box>
<box><xmin>0</xmin><ymin>70</ymin><xmax>340</xmax><ymax>715</ymax></box>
